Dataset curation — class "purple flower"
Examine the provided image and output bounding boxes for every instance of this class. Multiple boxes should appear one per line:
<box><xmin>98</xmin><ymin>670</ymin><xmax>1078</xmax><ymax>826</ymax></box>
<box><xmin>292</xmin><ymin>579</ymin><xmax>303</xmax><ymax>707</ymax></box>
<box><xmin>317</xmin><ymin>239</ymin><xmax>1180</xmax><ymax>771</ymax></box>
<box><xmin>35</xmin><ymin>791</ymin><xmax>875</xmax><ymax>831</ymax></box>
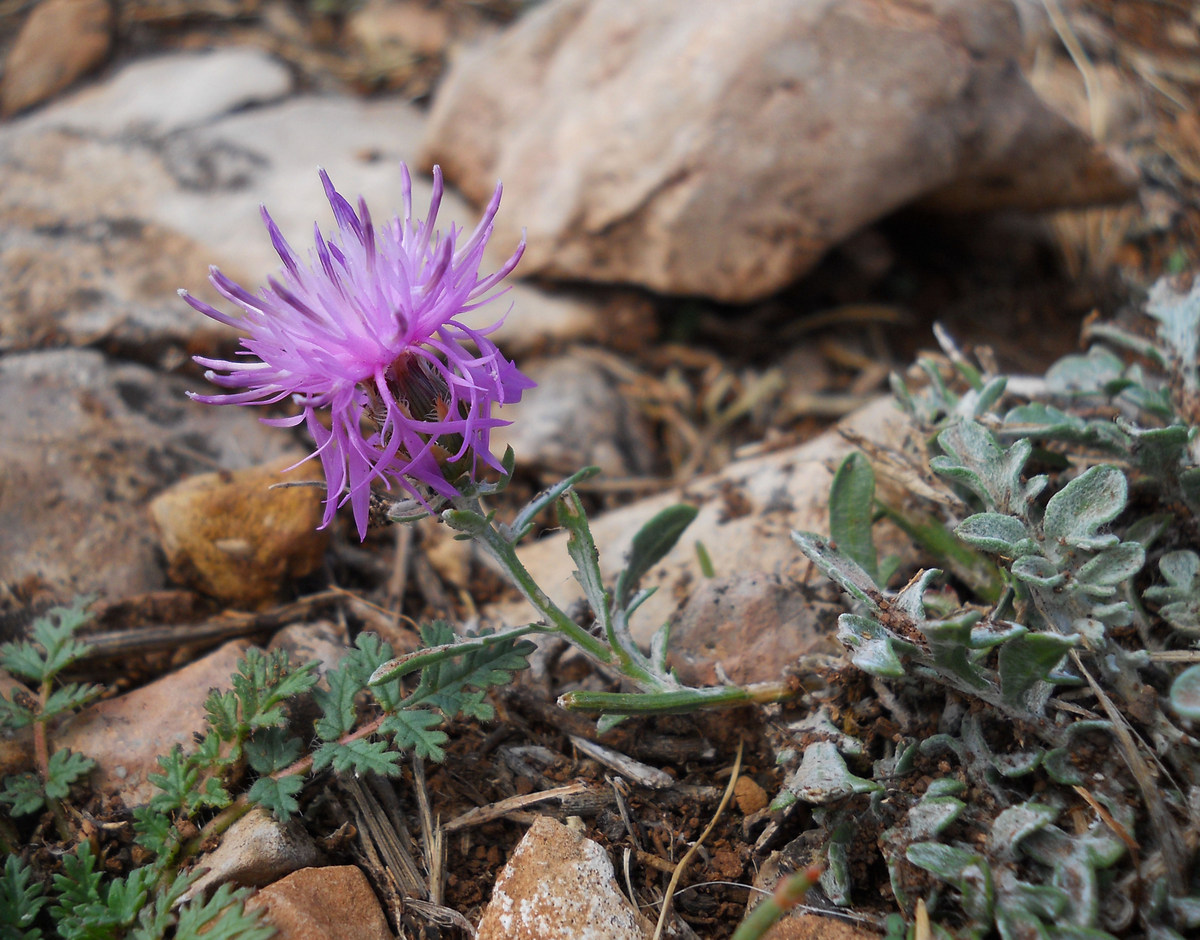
<box><xmin>183</xmin><ymin>164</ymin><xmax>533</xmax><ymax>539</ymax></box>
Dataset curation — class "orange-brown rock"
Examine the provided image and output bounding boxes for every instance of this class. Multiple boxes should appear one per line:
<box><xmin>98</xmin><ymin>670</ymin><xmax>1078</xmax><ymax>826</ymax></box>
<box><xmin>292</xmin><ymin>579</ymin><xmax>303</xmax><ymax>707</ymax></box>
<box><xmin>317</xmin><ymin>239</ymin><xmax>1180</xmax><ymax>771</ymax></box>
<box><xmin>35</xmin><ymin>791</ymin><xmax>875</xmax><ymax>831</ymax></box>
<box><xmin>150</xmin><ymin>456</ymin><xmax>329</xmax><ymax>608</ymax></box>
<box><xmin>247</xmin><ymin>866</ymin><xmax>392</xmax><ymax>940</ymax></box>
<box><xmin>1</xmin><ymin>0</ymin><xmax>112</xmax><ymax>116</ymax></box>
<box><xmin>57</xmin><ymin>639</ymin><xmax>250</xmax><ymax>805</ymax></box>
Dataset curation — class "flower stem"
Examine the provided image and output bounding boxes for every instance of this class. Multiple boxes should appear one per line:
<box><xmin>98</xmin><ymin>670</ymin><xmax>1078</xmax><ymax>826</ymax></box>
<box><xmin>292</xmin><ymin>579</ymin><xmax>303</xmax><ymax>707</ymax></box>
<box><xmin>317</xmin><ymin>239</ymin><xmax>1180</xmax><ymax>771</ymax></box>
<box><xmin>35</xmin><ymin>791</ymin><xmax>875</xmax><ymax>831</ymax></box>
<box><xmin>459</xmin><ymin>499</ymin><xmax>615</xmax><ymax>666</ymax></box>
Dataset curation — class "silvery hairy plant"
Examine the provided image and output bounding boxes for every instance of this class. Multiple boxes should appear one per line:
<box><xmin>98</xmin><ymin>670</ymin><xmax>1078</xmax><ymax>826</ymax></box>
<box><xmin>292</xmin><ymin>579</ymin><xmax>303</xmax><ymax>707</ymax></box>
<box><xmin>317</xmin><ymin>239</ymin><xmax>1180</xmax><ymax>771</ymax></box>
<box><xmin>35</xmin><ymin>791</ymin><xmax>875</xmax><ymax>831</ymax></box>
<box><xmin>788</xmin><ymin>276</ymin><xmax>1200</xmax><ymax>939</ymax></box>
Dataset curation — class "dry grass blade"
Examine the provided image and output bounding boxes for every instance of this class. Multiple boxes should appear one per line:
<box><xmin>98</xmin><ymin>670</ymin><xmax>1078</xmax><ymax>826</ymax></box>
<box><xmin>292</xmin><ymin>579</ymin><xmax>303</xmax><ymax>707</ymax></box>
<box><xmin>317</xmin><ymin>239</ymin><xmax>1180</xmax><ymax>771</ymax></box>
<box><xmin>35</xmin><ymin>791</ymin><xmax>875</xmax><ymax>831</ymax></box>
<box><xmin>412</xmin><ymin>752</ymin><xmax>443</xmax><ymax>905</ymax></box>
<box><xmin>652</xmin><ymin>739</ymin><xmax>744</xmax><ymax>940</ymax></box>
<box><xmin>442</xmin><ymin>782</ymin><xmax>598</xmax><ymax>833</ymax></box>
<box><xmin>570</xmin><ymin>734</ymin><xmax>673</xmax><ymax>789</ymax></box>
<box><xmin>1070</xmin><ymin>650</ymin><xmax>1187</xmax><ymax>893</ymax></box>
<box><xmin>76</xmin><ymin>590</ymin><xmax>341</xmax><ymax>662</ymax></box>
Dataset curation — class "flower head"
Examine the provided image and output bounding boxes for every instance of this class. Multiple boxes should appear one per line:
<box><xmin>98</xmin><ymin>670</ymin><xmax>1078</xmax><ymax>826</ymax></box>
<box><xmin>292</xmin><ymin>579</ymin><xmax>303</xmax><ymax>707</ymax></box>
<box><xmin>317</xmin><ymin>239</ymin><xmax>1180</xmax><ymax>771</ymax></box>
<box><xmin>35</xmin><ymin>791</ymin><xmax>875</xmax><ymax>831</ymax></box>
<box><xmin>183</xmin><ymin>164</ymin><xmax>533</xmax><ymax>539</ymax></box>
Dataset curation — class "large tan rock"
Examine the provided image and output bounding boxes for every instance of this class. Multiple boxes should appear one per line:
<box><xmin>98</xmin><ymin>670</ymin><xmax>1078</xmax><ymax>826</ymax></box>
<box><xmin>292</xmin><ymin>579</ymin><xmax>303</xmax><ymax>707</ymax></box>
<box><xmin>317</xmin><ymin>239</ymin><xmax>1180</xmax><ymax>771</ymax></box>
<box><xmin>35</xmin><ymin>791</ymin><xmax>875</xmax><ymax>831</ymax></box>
<box><xmin>422</xmin><ymin>0</ymin><xmax>1135</xmax><ymax>302</ymax></box>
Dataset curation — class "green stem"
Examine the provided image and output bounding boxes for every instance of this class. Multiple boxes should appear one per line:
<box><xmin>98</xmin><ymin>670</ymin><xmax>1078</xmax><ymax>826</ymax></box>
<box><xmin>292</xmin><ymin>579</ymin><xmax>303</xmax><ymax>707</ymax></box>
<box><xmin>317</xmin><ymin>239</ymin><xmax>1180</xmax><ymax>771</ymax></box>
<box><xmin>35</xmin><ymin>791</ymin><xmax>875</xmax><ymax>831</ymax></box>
<box><xmin>559</xmin><ymin>681</ymin><xmax>794</xmax><ymax>715</ymax></box>
<box><xmin>35</xmin><ymin>681</ymin><xmax>71</xmax><ymax>841</ymax></box>
<box><xmin>463</xmin><ymin>502</ymin><xmax>616</xmax><ymax>666</ymax></box>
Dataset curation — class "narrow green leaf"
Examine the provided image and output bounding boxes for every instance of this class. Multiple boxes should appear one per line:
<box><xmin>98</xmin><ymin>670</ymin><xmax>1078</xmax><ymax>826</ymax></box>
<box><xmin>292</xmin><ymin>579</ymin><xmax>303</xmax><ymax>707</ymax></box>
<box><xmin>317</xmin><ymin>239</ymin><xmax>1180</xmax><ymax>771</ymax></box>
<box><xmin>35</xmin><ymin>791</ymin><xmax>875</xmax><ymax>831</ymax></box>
<box><xmin>829</xmin><ymin>452</ymin><xmax>879</xmax><ymax>581</ymax></box>
<box><xmin>558</xmin><ymin>490</ymin><xmax>611</xmax><ymax>625</ymax></box>
<box><xmin>791</xmin><ymin>531</ymin><xmax>880</xmax><ymax>609</ymax></box>
<box><xmin>505</xmin><ymin>465</ymin><xmax>602</xmax><ymax>542</ymax></box>
<box><xmin>614</xmin><ymin>504</ymin><xmax>698</xmax><ymax>608</ymax></box>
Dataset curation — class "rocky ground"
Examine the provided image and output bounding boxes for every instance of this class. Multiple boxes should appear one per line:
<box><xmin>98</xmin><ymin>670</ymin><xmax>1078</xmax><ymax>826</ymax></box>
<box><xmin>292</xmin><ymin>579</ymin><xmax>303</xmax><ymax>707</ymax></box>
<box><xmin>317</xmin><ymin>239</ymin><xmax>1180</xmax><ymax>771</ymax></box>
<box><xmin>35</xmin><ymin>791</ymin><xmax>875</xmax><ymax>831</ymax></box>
<box><xmin>1</xmin><ymin>1</ymin><xmax>1198</xmax><ymax>938</ymax></box>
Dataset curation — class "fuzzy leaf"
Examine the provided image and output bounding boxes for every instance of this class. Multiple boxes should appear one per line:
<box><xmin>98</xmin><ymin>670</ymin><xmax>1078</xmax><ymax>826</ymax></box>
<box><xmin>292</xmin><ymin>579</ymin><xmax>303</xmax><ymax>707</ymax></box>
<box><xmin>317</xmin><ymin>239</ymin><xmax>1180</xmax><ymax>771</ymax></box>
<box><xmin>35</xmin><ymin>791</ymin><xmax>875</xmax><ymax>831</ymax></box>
<box><xmin>921</xmin><ymin>611</ymin><xmax>990</xmax><ymax>689</ymax></box>
<box><xmin>1146</xmin><ymin>275</ymin><xmax>1200</xmax><ymax>397</ymax></box>
<box><xmin>1146</xmin><ymin>550</ymin><xmax>1200</xmax><ymax>634</ymax></box>
<box><xmin>1012</xmin><ymin>555</ymin><xmax>1066</xmax><ymax>588</ymax></box>
<box><xmin>906</xmin><ymin>842</ymin><xmax>981</xmax><ymax>881</ymax></box>
<box><xmin>1169</xmin><ymin>664</ymin><xmax>1200</xmax><ymax>719</ymax></box>
<box><xmin>1074</xmin><ymin>542</ymin><xmax>1145</xmax><ymax>595</ymax></box>
<box><xmin>988</xmin><ymin>803</ymin><xmax>1059</xmax><ymax>862</ymax></box>
<box><xmin>931</xmin><ymin>421</ymin><xmax>1034</xmax><ymax>513</ymax></box>
<box><xmin>780</xmin><ymin>740</ymin><xmax>882</xmax><ymax>804</ymax></box>
<box><xmin>907</xmin><ymin>794</ymin><xmax>966</xmax><ymax>839</ymax></box>
<box><xmin>1045</xmin><ymin>347</ymin><xmax>1126</xmax><ymax>395</ymax></box>
<box><xmin>792</xmin><ymin>532</ymin><xmax>881</xmax><ymax>608</ymax></box>
<box><xmin>998</xmin><ymin>632</ymin><xmax>1077</xmax><ymax>714</ymax></box>
<box><xmin>1042</xmin><ymin>466</ymin><xmax>1126</xmax><ymax>553</ymax></box>
<box><xmin>956</xmin><ymin>513</ymin><xmax>1037</xmax><ymax>557</ymax></box>
<box><xmin>837</xmin><ymin>614</ymin><xmax>905</xmax><ymax>678</ymax></box>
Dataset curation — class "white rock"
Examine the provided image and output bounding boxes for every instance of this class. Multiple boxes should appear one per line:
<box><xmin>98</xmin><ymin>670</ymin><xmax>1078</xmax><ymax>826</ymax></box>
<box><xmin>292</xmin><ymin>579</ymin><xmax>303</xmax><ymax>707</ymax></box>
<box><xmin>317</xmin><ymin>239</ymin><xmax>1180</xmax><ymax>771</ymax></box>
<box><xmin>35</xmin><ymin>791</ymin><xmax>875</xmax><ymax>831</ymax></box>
<box><xmin>27</xmin><ymin>48</ymin><xmax>293</xmax><ymax>136</ymax></box>
<box><xmin>476</xmin><ymin>816</ymin><xmax>649</xmax><ymax>940</ymax></box>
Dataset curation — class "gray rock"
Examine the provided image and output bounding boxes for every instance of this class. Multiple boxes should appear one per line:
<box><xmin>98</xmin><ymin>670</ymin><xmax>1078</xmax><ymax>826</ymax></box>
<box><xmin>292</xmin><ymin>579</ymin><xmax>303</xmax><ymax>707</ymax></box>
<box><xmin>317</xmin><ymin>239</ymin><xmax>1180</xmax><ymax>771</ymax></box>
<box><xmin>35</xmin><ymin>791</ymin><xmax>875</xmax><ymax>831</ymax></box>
<box><xmin>491</xmin><ymin>353</ymin><xmax>656</xmax><ymax>479</ymax></box>
<box><xmin>0</xmin><ymin>54</ymin><xmax>605</xmax><ymax>361</ymax></box>
<box><xmin>0</xmin><ymin>348</ymin><xmax>298</xmax><ymax>599</ymax></box>
<box><xmin>421</xmin><ymin>0</ymin><xmax>1135</xmax><ymax>302</ymax></box>
<box><xmin>185</xmin><ymin>807</ymin><xmax>318</xmax><ymax>901</ymax></box>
